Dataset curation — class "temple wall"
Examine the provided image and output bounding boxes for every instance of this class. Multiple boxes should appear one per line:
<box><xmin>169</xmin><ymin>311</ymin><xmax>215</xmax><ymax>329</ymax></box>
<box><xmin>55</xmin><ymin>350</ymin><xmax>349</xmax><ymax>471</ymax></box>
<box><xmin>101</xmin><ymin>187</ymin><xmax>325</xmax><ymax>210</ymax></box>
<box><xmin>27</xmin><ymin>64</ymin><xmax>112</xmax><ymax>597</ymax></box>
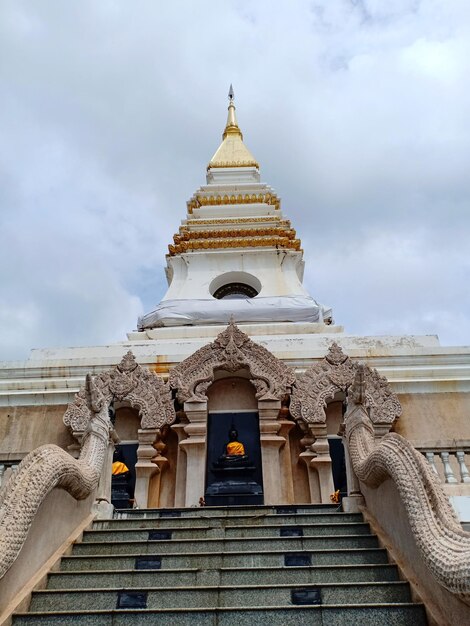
<box><xmin>207</xmin><ymin>377</ymin><xmax>258</xmax><ymax>411</ymax></box>
<box><xmin>0</xmin><ymin>405</ymin><xmax>71</xmax><ymax>458</ymax></box>
<box><xmin>395</xmin><ymin>392</ymin><xmax>470</xmax><ymax>445</ymax></box>
<box><xmin>114</xmin><ymin>407</ymin><xmax>140</xmax><ymax>441</ymax></box>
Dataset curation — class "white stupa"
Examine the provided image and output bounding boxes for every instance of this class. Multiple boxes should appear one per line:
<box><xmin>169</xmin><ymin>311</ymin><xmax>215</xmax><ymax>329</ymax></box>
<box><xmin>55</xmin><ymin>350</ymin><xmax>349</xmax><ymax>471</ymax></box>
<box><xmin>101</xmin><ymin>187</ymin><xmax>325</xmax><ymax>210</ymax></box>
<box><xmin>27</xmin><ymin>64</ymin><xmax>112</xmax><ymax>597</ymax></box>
<box><xmin>138</xmin><ymin>87</ymin><xmax>332</xmax><ymax>331</ymax></box>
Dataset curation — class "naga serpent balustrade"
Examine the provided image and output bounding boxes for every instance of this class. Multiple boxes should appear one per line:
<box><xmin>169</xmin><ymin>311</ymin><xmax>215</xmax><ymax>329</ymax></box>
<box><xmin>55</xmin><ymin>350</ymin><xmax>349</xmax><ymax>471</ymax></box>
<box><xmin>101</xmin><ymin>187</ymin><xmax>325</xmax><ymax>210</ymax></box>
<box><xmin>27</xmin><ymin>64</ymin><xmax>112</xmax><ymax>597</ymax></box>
<box><xmin>345</xmin><ymin>366</ymin><xmax>470</xmax><ymax>603</ymax></box>
<box><xmin>0</xmin><ymin>374</ymin><xmax>115</xmax><ymax>579</ymax></box>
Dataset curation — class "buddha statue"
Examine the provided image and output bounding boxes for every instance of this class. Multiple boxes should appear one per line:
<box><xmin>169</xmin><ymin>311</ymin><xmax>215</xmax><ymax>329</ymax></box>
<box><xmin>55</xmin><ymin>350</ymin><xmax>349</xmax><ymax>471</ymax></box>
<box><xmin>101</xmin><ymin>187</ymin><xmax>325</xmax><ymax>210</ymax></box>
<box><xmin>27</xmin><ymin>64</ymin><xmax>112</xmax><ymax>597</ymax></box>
<box><xmin>206</xmin><ymin>423</ymin><xmax>262</xmax><ymax>505</ymax></box>
<box><xmin>216</xmin><ymin>427</ymin><xmax>250</xmax><ymax>466</ymax></box>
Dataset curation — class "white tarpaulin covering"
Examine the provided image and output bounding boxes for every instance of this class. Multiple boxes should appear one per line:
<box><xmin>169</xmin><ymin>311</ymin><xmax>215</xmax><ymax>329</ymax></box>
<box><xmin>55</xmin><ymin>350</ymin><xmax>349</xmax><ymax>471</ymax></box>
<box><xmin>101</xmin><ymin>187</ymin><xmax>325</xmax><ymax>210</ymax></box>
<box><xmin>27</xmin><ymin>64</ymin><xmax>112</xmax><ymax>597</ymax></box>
<box><xmin>138</xmin><ymin>296</ymin><xmax>332</xmax><ymax>330</ymax></box>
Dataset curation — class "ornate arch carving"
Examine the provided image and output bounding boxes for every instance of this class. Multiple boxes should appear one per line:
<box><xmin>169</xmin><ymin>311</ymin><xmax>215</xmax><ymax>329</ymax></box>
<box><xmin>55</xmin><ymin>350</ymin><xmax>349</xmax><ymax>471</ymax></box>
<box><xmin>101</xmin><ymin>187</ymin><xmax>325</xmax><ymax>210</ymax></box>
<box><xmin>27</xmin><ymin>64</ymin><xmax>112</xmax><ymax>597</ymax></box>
<box><xmin>64</xmin><ymin>351</ymin><xmax>175</xmax><ymax>432</ymax></box>
<box><xmin>290</xmin><ymin>342</ymin><xmax>401</xmax><ymax>426</ymax></box>
<box><xmin>169</xmin><ymin>321</ymin><xmax>296</xmax><ymax>403</ymax></box>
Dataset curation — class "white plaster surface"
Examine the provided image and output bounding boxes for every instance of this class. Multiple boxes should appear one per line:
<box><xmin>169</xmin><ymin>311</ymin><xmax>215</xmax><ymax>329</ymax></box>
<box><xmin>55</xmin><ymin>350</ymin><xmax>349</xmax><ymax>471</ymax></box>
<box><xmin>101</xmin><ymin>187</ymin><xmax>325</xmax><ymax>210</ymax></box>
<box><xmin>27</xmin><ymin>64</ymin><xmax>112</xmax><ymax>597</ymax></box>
<box><xmin>0</xmin><ymin>328</ymin><xmax>469</xmax><ymax>407</ymax></box>
<box><xmin>450</xmin><ymin>496</ymin><xmax>470</xmax><ymax>522</ymax></box>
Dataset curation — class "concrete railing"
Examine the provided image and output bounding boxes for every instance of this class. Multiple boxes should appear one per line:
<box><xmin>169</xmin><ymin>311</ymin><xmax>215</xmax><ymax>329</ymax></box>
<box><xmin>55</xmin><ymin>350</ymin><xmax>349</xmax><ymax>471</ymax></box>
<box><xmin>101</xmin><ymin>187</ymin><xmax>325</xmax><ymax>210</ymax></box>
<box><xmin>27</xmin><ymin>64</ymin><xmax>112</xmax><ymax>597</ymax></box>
<box><xmin>418</xmin><ymin>447</ymin><xmax>470</xmax><ymax>485</ymax></box>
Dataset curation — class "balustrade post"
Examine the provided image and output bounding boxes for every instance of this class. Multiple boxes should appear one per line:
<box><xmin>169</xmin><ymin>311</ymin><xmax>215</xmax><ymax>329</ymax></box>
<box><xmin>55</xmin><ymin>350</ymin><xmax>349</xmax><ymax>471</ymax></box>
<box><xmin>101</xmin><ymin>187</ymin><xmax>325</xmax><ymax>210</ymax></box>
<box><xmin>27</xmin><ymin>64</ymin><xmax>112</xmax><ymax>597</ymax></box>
<box><xmin>425</xmin><ymin>451</ymin><xmax>439</xmax><ymax>476</ymax></box>
<box><xmin>456</xmin><ymin>451</ymin><xmax>470</xmax><ymax>484</ymax></box>
<box><xmin>440</xmin><ymin>451</ymin><xmax>458</xmax><ymax>484</ymax></box>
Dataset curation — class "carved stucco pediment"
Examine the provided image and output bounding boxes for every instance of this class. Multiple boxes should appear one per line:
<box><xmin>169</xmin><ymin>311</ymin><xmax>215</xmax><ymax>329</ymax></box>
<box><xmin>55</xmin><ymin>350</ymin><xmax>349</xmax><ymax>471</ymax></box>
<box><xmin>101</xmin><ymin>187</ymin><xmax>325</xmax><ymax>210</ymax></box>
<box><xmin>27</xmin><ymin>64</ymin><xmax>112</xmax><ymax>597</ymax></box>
<box><xmin>290</xmin><ymin>342</ymin><xmax>401</xmax><ymax>426</ymax></box>
<box><xmin>168</xmin><ymin>321</ymin><xmax>296</xmax><ymax>403</ymax></box>
<box><xmin>63</xmin><ymin>351</ymin><xmax>175</xmax><ymax>432</ymax></box>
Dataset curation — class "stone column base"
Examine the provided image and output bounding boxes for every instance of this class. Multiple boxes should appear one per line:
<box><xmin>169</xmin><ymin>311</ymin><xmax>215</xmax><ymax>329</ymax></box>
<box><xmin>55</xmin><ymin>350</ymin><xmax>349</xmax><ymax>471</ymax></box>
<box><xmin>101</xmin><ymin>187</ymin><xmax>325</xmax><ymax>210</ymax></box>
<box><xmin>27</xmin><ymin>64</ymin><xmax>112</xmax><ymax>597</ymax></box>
<box><xmin>92</xmin><ymin>500</ymin><xmax>115</xmax><ymax>519</ymax></box>
<box><xmin>342</xmin><ymin>494</ymin><xmax>365</xmax><ymax>513</ymax></box>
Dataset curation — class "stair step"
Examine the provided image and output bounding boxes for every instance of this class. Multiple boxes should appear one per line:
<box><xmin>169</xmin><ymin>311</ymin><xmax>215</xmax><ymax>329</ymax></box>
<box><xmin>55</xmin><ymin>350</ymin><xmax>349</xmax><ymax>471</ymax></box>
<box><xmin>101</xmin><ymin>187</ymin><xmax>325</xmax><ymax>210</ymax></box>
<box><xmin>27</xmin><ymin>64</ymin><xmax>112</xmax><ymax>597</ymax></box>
<box><xmin>94</xmin><ymin>511</ymin><xmax>363</xmax><ymax>530</ymax></box>
<box><xmin>29</xmin><ymin>582</ymin><xmax>412</xmax><ymax>611</ymax></box>
<box><xmin>83</xmin><ymin>522</ymin><xmax>371</xmax><ymax>542</ymax></box>
<box><xmin>13</xmin><ymin>504</ymin><xmax>427</xmax><ymax>625</ymax></box>
<box><xmin>60</xmin><ymin>547</ymin><xmax>390</xmax><ymax>571</ymax></box>
<box><xmin>47</xmin><ymin>563</ymin><xmax>400</xmax><ymax>589</ymax></box>
<box><xmin>13</xmin><ymin>604</ymin><xmax>428</xmax><ymax>626</ymax></box>
<box><xmin>72</xmin><ymin>534</ymin><xmax>380</xmax><ymax>556</ymax></box>
<box><xmin>113</xmin><ymin>504</ymin><xmax>341</xmax><ymax>520</ymax></box>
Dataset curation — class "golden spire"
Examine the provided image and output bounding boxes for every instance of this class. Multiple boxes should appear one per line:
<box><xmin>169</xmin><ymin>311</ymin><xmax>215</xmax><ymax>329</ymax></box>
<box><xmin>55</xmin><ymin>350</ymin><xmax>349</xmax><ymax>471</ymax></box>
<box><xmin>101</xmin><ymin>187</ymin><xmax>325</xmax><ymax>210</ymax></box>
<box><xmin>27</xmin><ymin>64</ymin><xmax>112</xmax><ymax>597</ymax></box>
<box><xmin>208</xmin><ymin>86</ymin><xmax>259</xmax><ymax>170</ymax></box>
<box><xmin>223</xmin><ymin>84</ymin><xmax>243</xmax><ymax>140</ymax></box>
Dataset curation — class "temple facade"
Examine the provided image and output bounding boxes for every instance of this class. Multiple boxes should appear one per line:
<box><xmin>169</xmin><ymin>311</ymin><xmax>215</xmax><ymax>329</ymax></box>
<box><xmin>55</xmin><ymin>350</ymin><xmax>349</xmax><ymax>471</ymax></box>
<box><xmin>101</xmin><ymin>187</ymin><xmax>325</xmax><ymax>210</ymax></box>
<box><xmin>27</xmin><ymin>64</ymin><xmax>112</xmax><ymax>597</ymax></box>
<box><xmin>1</xmin><ymin>90</ymin><xmax>470</xmax><ymax>624</ymax></box>
<box><xmin>1</xmin><ymin>91</ymin><xmax>469</xmax><ymax>514</ymax></box>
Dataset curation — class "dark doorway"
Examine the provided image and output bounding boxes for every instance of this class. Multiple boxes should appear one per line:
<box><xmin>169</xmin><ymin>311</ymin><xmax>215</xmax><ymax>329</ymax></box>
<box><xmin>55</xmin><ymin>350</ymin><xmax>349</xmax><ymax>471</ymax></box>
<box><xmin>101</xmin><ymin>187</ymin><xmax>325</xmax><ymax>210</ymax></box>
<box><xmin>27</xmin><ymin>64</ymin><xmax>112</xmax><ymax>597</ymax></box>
<box><xmin>205</xmin><ymin>411</ymin><xmax>263</xmax><ymax>506</ymax></box>
<box><xmin>111</xmin><ymin>443</ymin><xmax>138</xmax><ymax>509</ymax></box>
<box><xmin>328</xmin><ymin>437</ymin><xmax>347</xmax><ymax>497</ymax></box>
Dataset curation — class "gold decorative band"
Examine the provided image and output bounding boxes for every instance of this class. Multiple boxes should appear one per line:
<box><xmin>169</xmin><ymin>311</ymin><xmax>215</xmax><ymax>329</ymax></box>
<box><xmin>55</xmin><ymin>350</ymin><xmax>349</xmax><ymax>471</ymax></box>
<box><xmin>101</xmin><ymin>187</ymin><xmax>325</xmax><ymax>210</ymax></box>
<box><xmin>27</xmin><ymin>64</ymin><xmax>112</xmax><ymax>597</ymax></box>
<box><xmin>187</xmin><ymin>192</ymin><xmax>280</xmax><ymax>213</ymax></box>
<box><xmin>168</xmin><ymin>236</ymin><xmax>302</xmax><ymax>255</ymax></box>
<box><xmin>206</xmin><ymin>160</ymin><xmax>259</xmax><ymax>170</ymax></box>
<box><xmin>173</xmin><ymin>227</ymin><xmax>297</xmax><ymax>245</ymax></box>
<box><xmin>186</xmin><ymin>216</ymin><xmax>286</xmax><ymax>226</ymax></box>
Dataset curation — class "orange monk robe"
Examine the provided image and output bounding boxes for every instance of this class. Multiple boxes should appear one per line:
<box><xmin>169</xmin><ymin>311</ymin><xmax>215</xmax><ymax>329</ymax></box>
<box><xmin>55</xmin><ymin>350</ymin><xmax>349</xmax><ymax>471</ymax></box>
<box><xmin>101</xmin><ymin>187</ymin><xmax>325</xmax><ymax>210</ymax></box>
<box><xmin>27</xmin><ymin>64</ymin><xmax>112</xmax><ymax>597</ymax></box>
<box><xmin>112</xmin><ymin>461</ymin><xmax>129</xmax><ymax>475</ymax></box>
<box><xmin>226</xmin><ymin>441</ymin><xmax>245</xmax><ymax>456</ymax></box>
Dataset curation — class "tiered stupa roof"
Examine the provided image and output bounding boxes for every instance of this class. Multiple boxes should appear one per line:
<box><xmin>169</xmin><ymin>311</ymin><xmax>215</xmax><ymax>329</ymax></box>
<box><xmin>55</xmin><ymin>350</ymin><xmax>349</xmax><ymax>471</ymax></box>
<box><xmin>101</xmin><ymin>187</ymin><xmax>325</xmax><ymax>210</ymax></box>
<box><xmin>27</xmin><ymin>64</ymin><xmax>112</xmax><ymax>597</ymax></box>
<box><xmin>168</xmin><ymin>88</ymin><xmax>301</xmax><ymax>257</ymax></box>
<box><xmin>138</xmin><ymin>88</ymin><xmax>331</xmax><ymax>331</ymax></box>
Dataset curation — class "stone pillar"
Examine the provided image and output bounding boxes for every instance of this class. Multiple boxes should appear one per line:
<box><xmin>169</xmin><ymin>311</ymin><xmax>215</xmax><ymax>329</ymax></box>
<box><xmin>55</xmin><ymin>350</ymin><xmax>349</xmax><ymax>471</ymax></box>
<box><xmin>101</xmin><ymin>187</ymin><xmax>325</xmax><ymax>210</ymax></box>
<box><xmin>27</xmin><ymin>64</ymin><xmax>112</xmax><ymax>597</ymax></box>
<box><xmin>179</xmin><ymin>401</ymin><xmax>207</xmax><ymax>507</ymax></box>
<box><xmin>171</xmin><ymin>422</ymin><xmax>189</xmax><ymax>508</ymax></box>
<box><xmin>341</xmin><ymin>437</ymin><xmax>365</xmax><ymax>513</ymax></box>
<box><xmin>258</xmin><ymin>400</ymin><xmax>285</xmax><ymax>505</ymax></box>
<box><xmin>309</xmin><ymin>424</ymin><xmax>335</xmax><ymax>503</ymax></box>
<box><xmin>147</xmin><ymin>432</ymin><xmax>169</xmax><ymax>509</ymax></box>
<box><xmin>298</xmin><ymin>424</ymin><xmax>335</xmax><ymax>504</ymax></box>
<box><xmin>298</xmin><ymin>425</ymin><xmax>320</xmax><ymax>503</ymax></box>
<box><xmin>278</xmin><ymin>419</ymin><xmax>295</xmax><ymax>503</ymax></box>
<box><xmin>135</xmin><ymin>428</ymin><xmax>161</xmax><ymax>509</ymax></box>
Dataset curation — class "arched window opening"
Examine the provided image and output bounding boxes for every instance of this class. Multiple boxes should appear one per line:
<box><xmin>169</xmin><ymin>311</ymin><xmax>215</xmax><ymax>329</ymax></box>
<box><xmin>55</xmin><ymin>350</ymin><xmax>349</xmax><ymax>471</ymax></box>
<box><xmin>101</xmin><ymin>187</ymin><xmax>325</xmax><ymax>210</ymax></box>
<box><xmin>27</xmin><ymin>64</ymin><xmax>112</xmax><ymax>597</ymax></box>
<box><xmin>213</xmin><ymin>282</ymin><xmax>258</xmax><ymax>300</ymax></box>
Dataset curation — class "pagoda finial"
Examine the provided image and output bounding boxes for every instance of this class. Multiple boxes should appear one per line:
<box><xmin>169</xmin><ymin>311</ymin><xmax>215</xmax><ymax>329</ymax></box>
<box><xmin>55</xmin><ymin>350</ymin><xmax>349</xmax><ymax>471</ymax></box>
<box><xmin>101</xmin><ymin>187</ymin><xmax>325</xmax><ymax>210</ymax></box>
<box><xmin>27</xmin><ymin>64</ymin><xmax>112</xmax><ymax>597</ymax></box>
<box><xmin>207</xmin><ymin>87</ymin><xmax>259</xmax><ymax>170</ymax></box>
<box><xmin>223</xmin><ymin>84</ymin><xmax>242</xmax><ymax>140</ymax></box>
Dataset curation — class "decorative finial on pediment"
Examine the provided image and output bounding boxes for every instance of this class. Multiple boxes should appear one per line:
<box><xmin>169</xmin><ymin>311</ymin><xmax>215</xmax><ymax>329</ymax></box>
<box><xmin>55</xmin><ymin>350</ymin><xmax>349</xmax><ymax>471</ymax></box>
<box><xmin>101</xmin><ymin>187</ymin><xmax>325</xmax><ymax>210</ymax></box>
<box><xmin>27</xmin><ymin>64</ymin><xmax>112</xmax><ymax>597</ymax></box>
<box><xmin>325</xmin><ymin>342</ymin><xmax>348</xmax><ymax>366</ymax></box>
<box><xmin>215</xmin><ymin>318</ymin><xmax>248</xmax><ymax>351</ymax></box>
<box><xmin>117</xmin><ymin>350</ymin><xmax>138</xmax><ymax>373</ymax></box>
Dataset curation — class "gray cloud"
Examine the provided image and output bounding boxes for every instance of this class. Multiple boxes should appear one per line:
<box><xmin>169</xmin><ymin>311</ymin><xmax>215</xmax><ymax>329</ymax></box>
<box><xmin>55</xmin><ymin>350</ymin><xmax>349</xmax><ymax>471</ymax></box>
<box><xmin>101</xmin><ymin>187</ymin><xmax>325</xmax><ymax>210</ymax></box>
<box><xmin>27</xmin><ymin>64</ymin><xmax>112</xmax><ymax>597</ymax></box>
<box><xmin>1</xmin><ymin>0</ymin><xmax>469</xmax><ymax>360</ymax></box>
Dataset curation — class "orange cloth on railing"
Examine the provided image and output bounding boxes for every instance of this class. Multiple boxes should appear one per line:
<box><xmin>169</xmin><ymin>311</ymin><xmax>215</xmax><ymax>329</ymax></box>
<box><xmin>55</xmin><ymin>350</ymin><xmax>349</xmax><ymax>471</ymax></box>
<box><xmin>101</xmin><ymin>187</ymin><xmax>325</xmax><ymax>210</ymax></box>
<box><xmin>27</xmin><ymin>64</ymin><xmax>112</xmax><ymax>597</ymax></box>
<box><xmin>226</xmin><ymin>441</ymin><xmax>246</xmax><ymax>456</ymax></box>
<box><xmin>112</xmin><ymin>461</ymin><xmax>129</xmax><ymax>475</ymax></box>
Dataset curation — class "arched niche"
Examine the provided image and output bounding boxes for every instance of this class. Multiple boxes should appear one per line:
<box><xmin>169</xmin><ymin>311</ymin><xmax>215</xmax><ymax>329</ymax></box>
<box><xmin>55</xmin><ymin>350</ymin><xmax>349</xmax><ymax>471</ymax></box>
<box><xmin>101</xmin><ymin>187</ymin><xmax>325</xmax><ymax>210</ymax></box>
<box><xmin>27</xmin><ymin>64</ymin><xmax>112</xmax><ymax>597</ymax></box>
<box><xmin>288</xmin><ymin>394</ymin><xmax>345</xmax><ymax>504</ymax></box>
<box><xmin>64</xmin><ymin>350</ymin><xmax>176</xmax><ymax>509</ymax></box>
<box><xmin>169</xmin><ymin>322</ymin><xmax>296</xmax><ymax>506</ymax></box>
<box><xmin>64</xmin><ymin>350</ymin><xmax>175</xmax><ymax>433</ymax></box>
<box><xmin>290</xmin><ymin>342</ymin><xmax>401</xmax><ymax>433</ymax></box>
<box><xmin>169</xmin><ymin>321</ymin><xmax>295</xmax><ymax>404</ymax></box>
<box><xmin>205</xmin><ymin>372</ymin><xmax>263</xmax><ymax>506</ymax></box>
<box><xmin>290</xmin><ymin>343</ymin><xmax>401</xmax><ymax>504</ymax></box>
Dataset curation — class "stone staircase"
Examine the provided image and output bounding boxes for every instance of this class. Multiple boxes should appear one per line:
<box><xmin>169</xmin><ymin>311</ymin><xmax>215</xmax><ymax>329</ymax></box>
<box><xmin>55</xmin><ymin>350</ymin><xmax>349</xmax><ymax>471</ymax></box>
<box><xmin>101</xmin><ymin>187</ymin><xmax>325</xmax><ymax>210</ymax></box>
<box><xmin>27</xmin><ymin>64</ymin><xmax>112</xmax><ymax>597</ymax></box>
<box><xmin>13</xmin><ymin>504</ymin><xmax>428</xmax><ymax>625</ymax></box>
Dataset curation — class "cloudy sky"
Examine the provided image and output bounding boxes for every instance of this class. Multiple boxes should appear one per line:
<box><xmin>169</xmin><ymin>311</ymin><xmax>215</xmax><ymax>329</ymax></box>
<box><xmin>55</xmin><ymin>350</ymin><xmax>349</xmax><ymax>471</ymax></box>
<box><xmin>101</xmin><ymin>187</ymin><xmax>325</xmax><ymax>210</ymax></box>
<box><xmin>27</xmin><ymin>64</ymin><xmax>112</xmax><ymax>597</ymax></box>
<box><xmin>1</xmin><ymin>0</ymin><xmax>469</xmax><ymax>361</ymax></box>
